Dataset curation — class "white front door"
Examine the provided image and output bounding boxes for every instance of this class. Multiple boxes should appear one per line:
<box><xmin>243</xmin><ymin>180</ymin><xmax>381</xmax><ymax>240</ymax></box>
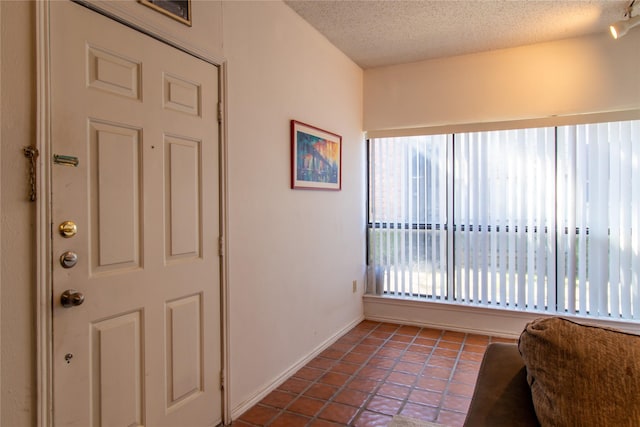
<box><xmin>50</xmin><ymin>2</ymin><xmax>221</xmax><ymax>426</ymax></box>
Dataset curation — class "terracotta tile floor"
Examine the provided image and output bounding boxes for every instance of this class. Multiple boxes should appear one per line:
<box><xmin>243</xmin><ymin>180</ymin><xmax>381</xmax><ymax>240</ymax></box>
<box><xmin>232</xmin><ymin>320</ymin><xmax>516</xmax><ymax>427</ymax></box>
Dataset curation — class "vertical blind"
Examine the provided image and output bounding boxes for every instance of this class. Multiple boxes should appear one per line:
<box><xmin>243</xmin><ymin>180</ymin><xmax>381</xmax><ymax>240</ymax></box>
<box><xmin>556</xmin><ymin>121</ymin><xmax>640</xmax><ymax>318</ymax></box>
<box><xmin>368</xmin><ymin>135</ymin><xmax>450</xmax><ymax>299</ymax></box>
<box><xmin>367</xmin><ymin>120</ymin><xmax>640</xmax><ymax>320</ymax></box>
<box><xmin>453</xmin><ymin>128</ymin><xmax>556</xmax><ymax>311</ymax></box>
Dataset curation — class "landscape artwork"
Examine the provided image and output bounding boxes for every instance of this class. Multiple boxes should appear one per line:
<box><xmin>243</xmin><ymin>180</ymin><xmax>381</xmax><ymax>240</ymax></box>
<box><xmin>291</xmin><ymin>120</ymin><xmax>342</xmax><ymax>190</ymax></box>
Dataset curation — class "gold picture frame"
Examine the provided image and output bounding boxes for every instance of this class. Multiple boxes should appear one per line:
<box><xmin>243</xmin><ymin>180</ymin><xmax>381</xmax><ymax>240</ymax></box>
<box><xmin>291</xmin><ymin>120</ymin><xmax>342</xmax><ymax>191</ymax></box>
<box><xmin>139</xmin><ymin>0</ymin><xmax>192</xmax><ymax>26</ymax></box>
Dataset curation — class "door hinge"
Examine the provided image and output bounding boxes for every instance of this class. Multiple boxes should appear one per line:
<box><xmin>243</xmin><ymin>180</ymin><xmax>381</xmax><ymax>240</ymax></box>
<box><xmin>218</xmin><ymin>236</ymin><xmax>224</xmax><ymax>257</ymax></box>
<box><xmin>220</xmin><ymin>370</ymin><xmax>225</xmax><ymax>391</ymax></box>
<box><xmin>217</xmin><ymin>101</ymin><xmax>223</xmax><ymax>124</ymax></box>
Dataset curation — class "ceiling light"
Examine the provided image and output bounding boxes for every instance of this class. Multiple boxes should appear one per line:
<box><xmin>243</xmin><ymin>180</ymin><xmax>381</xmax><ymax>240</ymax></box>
<box><xmin>610</xmin><ymin>1</ymin><xmax>640</xmax><ymax>39</ymax></box>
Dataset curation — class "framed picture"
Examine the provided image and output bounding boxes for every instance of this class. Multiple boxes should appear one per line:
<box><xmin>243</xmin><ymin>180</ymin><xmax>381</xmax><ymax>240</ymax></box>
<box><xmin>291</xmin><ymin>120</ymin><xmax>342</xmax><ymax>191</ymax></box>
<box><xmin>139</xmin><ymin>0</ymin><xmax>192</xmax><ymax>26</ymax></box>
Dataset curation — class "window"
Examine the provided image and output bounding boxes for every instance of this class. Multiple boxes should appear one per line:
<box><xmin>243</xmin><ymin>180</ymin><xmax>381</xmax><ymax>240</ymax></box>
<box><xmin>367</xmin><ymin>120</ymin><xmax>640</xmax><ymax>320</ymax></box>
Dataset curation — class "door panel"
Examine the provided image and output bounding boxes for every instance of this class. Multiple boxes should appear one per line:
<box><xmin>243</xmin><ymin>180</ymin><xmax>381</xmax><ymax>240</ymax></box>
<box><xmin>166</xmin><ymin>294</ymin><xmax>203</xmax><ymax>406</ymax></box>
<box><xmin>89</xmin><ymin>120</ymin><xmax>142</xmax><ymax>271</ymax></box>
<box><xmin>91</xmin><ymin>311</ymin><xmax>144</xmax><ymax>427</ymax></box>
<box><xmin>50</xmin><ymin>2</ymin><xmax>221</xmax><ymax>426</ymax></box>
<box><xmin>166</xmin><ymin>136</ymin><xmax>201</xmax><ymax>259</ymax></box>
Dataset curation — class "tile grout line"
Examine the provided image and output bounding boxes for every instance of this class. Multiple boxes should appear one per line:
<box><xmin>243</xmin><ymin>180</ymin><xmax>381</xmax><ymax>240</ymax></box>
<box><xmin>301</xmin><ymin>322</ymin><xmax>395</xmax><ymax>426</ymax></box>
<box><xmin>258</xmin><ymin>322</ymin><xmax>386</xmax><ymax>426</ymax></box>
<box><xmin>302</xmin><ymin>323</ymin><xmax>381</xmax><ymax>426</ymax></box>
<box><xmin>351</xmin><ymin>325</ymin><xmax>442</xmax><ymax>424</ymax></box>
<box><xmin>236</xmin><ymin>323</ymin><xmax>494</xmax><ymax>426</ymax></box>
<box><xmin>323</xmin><ymin>322</ymin><xmax>406</xmax><ymax>425</ymax></box>
<box><xmin>348</xmin><ymin>323</ymin><xmax>415</xmax><ymax>423</ymax></box>
<box><xmin>394</xmin><ymin>328</ymin><xmax>444</xmax><ymax>422</ymax></box>
<box><xmin>433</xmin><ymin>333</ymin><xmax>468</xmax><ymax>422</ymax></box>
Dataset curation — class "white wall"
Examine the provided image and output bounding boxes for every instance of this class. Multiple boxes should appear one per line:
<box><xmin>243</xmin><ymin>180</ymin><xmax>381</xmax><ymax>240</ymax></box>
<box><xmin>1</xmin><ymin>2</ymin><xmax>37</xmax><ymax>426</ymax></box>
<box><xmin>221</xmin><ymin>1</ymin><xmax>365</xmax><ymax>415</ymax></box>
<box><xmin>364</xmin><ymin>30</ymin><xmax>640</xmax><ymax>132</ymax></box>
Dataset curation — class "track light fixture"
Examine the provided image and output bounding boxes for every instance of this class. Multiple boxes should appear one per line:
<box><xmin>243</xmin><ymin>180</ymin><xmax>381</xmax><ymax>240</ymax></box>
<box><xmin>610</xmin><ymin>0</ymin><xmax>640</xmax><ymax>39</ymax></box>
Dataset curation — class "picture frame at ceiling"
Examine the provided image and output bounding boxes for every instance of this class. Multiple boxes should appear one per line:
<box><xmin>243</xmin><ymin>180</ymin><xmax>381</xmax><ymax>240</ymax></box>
<box><xmin>139</xmin><ymin>0</ymin><xmax>192</xmax><ymax>26</ymax></box>
<box><xmin>291</xmin><ymin>120</ymin><xmax>342</xmax><ymax>191</ymax></box>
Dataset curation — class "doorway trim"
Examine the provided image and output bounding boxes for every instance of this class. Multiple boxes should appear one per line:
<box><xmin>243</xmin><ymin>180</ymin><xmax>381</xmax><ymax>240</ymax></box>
<box><xmin>35</xmin><ymin>1</ymin><xmax>231</xmax><ymax>425</ymax></box>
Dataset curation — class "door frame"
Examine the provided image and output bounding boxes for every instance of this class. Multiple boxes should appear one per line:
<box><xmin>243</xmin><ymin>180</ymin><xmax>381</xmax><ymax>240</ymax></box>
<box><xmin>35</xmin><ymin>1</ymin><xmax>231</xmax><ymax>425</ymax></box>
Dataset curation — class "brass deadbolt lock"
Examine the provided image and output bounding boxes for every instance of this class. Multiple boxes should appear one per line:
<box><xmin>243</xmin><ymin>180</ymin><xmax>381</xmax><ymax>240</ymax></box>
<box><xmin>59</xmin><ymin>221</ymin><xmax>77</xmax><ymax>238</ymax></box>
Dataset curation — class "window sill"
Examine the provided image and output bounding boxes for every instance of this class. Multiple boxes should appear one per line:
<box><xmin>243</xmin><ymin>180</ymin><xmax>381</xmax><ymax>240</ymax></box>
<box><xmin>363</xmin><ymin>294</ymin><xmax>640</xmax><ymax>337</ymax></box>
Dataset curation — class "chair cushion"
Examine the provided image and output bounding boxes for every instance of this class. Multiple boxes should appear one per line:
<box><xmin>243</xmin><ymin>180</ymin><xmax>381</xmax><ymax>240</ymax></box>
<box><xmin>519</xmin><ymin>317</ymin><xmax>640</xmax><ymax>427</ymax></box>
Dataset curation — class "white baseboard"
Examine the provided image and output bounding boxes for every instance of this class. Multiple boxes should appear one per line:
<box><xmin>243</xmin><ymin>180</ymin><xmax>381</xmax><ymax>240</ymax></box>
<box><xmin>230</xmin><ymin>315</ymin><xmax>365</xmax><ymax>421</ymax></box>
<box><xmin>363</xmin><ymin>295</ymin><xmax>640</xmax><ymax>338</ymax></box>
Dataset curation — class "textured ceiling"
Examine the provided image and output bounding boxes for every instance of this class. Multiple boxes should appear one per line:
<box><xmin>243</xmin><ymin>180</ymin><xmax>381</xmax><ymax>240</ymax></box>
<box><xmin>284</xmin><ymin>0</ymin><xmax>631</xmax><ymax>69</ymax></box>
